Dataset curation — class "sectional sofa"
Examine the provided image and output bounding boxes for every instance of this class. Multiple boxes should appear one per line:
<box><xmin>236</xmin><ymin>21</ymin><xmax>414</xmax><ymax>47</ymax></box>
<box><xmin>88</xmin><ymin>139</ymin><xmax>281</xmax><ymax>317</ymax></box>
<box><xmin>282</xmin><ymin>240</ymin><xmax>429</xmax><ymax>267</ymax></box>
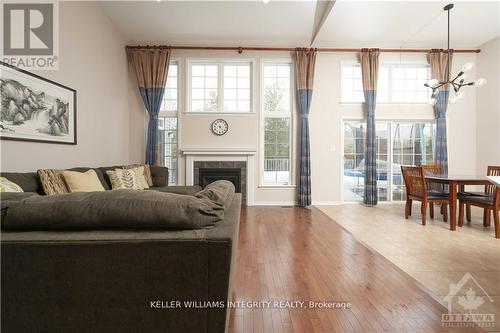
<box><xmin>0</xmin><ymin>165</ymin><xmax>241</xmax><ymax>333</ymax></box>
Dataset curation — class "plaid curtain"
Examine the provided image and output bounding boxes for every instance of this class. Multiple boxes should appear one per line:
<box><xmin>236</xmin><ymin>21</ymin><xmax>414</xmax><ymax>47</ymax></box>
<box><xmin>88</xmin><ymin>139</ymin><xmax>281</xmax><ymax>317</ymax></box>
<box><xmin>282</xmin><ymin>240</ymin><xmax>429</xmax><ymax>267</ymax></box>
<box><xmin>360</xmin><ymin>48</ymin><xmax>380</xmax><ymax>206</ymax></box>
<box><xmin>294</xmin><ymin>48</ymin><xmax>317</xmax><ymax>206</ymax></box>
<box><xmin>127</xmin><ymin>48</ymin><xmax>171</xmax><ymax>165</ymax></box>
<box><xmin>428</xmin><ymin>49</ymin><xmax>453</xmax><ymax>175</ymax></box>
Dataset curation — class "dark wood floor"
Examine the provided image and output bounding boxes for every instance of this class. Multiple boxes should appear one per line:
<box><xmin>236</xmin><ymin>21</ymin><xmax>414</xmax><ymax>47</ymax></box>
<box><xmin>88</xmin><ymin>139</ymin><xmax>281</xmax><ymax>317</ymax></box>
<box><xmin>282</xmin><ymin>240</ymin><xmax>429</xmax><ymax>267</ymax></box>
<box><xmin>228</xmin><ymin>206</ymin><xmax>483</xmax><ymax>333</ymax></box>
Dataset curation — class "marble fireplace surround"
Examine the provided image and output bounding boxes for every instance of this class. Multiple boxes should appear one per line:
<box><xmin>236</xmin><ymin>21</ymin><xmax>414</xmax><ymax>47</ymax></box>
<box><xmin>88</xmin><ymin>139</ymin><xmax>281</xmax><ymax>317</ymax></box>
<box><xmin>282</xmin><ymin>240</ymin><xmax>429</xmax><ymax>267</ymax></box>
<box><xmin>182</xmin><ymin>148</ymin><xmax>256</xmax><ymax>205</ymax></box>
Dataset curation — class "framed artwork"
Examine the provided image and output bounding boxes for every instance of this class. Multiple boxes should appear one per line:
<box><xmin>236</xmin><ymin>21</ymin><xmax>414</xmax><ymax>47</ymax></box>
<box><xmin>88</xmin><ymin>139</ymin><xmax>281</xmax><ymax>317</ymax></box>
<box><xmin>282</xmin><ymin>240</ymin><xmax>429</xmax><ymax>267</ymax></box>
<box><xmin>0</xmin><ymin>61</ymin><xmax>77</xmax><ymax>145</ymax></box>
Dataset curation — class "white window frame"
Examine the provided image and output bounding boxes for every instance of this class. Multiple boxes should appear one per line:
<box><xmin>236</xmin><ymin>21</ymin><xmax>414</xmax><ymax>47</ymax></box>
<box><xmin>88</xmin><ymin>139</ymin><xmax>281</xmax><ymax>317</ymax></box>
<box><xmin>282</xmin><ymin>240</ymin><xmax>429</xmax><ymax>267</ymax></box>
<box><xmin>159</xmin><ymin>60</ymin><xmax>181</xmax><ymax>185</ymax></box>
<box><xmin>186</xmin><ymin>59</ymin><xmax>255</xmax><ymax>114</ymax></box>
<box><xmin>340</xmin><ymin>118</ymin><xmax>436</xmax><ymax>202</ymax></box>
<box><xmin>340</xmin><ymin>61</ymin><xmax>432</xmax><ymax>105</ymax></box>
<box><xmin>259</xmin><ymin>60</ymin><xmax>295</xmax><ymax>187</ymax></box>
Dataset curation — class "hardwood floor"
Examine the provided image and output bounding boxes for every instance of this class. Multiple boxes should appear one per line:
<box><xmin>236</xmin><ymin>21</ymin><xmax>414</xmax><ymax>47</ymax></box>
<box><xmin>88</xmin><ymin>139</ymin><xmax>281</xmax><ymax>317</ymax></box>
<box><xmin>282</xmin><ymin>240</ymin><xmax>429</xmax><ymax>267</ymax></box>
<box><xmin>318</xmin><ymin>203</ymin><xmax>500</xmax><ymax>332</ymax></box>
<box><xmin>228</xmin><ymin>206</ymin><xmax>483</xmax><ymax>333</ymax></box>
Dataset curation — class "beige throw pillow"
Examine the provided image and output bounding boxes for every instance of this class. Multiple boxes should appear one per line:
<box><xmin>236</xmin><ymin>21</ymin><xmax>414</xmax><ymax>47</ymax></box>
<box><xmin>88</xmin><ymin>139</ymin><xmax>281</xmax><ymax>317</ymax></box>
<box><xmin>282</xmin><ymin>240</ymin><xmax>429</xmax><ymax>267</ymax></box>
<box><xmin>62</xmin><ymin>170</ymin><xmax>106</xmax><ymax>192</ymax></box>
<box><xmin>106</xmin><ymin>169</ymin><xmax>143</xmax><ymax>190</ymax></box>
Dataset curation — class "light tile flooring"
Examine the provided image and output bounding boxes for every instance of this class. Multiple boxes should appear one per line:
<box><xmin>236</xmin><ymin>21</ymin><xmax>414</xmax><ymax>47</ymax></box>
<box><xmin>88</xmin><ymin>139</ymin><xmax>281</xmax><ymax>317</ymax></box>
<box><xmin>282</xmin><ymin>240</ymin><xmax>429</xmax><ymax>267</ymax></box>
<box><xmin>317</xmin><ymin>203</ymin><xmax>500</xmax><ymax>332</ymax></box>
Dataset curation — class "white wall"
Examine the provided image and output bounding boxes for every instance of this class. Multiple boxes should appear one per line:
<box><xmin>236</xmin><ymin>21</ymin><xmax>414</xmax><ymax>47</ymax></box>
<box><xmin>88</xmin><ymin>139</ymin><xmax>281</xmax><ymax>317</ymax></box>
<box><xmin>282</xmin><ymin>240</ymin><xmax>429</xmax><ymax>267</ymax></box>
<box><xmin>1</xmin><ymin>2</ymin><xmax>130</xmax><ymax>172</ymax></box>
<box><xmin>129</xmin><ymin>50</ymin><xmax>479</xmax><ymax>205</ymax></box>
<box><xmin>476</xmin><ymin>37</ymin><xmax>500</xmax><ymax>173</ymax></box>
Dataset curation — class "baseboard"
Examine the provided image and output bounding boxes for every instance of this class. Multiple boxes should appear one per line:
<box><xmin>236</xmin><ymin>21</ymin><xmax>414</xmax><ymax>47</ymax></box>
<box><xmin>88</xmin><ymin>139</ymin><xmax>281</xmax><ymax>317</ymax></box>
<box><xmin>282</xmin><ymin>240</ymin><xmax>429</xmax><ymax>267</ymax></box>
<box><xmin>250</xmin><ymin>201</ymin><xmax>296</xmax><ymax>206</ymax></box>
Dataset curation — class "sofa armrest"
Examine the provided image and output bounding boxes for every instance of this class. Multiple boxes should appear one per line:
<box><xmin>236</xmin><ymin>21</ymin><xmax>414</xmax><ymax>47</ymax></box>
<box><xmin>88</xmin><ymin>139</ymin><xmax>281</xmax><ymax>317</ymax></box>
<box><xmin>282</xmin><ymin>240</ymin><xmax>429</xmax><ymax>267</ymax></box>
<box><xmin>149</xmin><ymin>166</ymin><xmax>169</xmax><ymax>186</ymax></box>
<box><xmin>148</xmin><ymin>185</ymin><xmax>202</xmax><ymax>196</ymax></box>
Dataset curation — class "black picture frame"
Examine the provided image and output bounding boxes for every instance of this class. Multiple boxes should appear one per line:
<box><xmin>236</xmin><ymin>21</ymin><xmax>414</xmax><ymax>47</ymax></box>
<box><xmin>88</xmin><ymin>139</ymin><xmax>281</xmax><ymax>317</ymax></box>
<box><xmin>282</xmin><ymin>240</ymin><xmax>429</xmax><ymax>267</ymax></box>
<box><xmin>0</xmin><ymin>61</ymin><xmax>77</xmax><ymax>145</ymax></box>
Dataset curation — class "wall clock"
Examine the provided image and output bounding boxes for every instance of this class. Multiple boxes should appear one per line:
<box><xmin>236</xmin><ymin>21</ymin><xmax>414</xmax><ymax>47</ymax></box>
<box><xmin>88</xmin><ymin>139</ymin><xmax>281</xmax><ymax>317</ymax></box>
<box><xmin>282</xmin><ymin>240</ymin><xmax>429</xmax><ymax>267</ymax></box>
<box><xmin>211</xmin><ymin>119</ymin><xmax>229</xmax><ymax>136</ymax></box>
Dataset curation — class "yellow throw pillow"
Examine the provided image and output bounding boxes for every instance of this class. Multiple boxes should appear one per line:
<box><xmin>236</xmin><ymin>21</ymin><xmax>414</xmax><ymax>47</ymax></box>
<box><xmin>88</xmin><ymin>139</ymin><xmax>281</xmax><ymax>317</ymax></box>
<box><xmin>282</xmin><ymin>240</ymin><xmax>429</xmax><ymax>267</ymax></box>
<box><xmin>106</xmin><ymin>169</ymin><xmax>142</xmax><ymax>190</ymax></box>
<box><xmin>0</xmin><ymin>177</ymin><xmax>24</xmax><ymax>192</ymax></box>
<box><xmin>126</xmin><ymin>166</ymin><xmax>149</xmax><ymax>189</ymax></box>
<box><xmin>62</xmin><ymin>170</ymin><xmax>106</xmax><ymax>192</ymax></box>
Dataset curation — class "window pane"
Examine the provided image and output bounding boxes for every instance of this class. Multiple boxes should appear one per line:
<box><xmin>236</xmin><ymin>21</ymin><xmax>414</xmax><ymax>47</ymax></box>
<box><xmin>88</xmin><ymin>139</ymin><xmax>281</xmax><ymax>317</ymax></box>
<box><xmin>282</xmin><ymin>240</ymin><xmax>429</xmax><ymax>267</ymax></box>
<box><xmin>263</xmin><ymin>115</ymin><xmax>291</xmax><ymax>185</ymax></box>
<box><xmin>190</xmin><ymin>64</ymin><xmax>219</xmax><ymax>112</ymax></box>
<box><xmin>161</xmin><ymin>63</ymin><xmax>178</xmax><ymax>112</ymax></box>
<box><xmin>158</xmin><ymin>117</ymin><xmax>178</xmax><ymax>185</ymax></box>
<box><xmin>263</xmin><ymin>64</ymin><xmax>291</xmax><ymax>114</ymax></box>
<box><xmin>223</xmin><ymin>63</ymin><xmax>252</xmax><ymax>112</ymax></box>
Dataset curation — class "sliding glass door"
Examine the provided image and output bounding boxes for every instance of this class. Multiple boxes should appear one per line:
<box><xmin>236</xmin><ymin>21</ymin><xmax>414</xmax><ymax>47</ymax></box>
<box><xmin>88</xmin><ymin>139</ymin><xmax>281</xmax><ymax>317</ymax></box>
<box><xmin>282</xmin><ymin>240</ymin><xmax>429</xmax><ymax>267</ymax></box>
<box><xmin>343</xmin><ymin>121</ymin><xmax>436</xmax><ymax>202</ymax></box>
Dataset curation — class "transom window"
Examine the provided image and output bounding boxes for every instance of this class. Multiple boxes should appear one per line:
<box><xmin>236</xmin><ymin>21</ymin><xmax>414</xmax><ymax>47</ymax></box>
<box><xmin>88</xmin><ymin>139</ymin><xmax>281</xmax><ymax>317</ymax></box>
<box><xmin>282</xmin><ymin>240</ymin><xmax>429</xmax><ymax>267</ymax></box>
<box><xmin>262</xmin><ymin>63</ymin><xmax>293</xmax><ymax>185</ymax></box>
<box><xmin>343</xmin><ymin>121</ymin><xmax>436</xmax><ymax>202</ymax></box>
<box><xmin>341</xmin><ymin>63</ymin><xmax>431</xmax><ymax>103</ymax></box>
<box><xmin>189</xmin><ymin>61</ymin><xmax>252</xmax><ymax>112</ymax></box>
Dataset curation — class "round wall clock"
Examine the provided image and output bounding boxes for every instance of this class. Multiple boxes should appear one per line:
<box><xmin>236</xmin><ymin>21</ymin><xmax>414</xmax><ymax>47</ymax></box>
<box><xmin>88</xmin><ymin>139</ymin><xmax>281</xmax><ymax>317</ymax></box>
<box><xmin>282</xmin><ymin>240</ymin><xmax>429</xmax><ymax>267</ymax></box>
<box><xmin>211</xmin><ymin>119</ymin><xmax>229</xmax><ymax>136</ymax></box>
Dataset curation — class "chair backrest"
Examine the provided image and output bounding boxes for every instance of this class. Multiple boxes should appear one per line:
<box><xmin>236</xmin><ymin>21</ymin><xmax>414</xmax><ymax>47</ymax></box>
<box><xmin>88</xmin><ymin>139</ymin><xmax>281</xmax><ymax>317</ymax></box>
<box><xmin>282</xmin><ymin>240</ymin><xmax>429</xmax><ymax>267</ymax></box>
<box><xmin>421</xmin><ymin>164</ymin><xmax>444</xmax><ymax>191</ymax></box>
<box><xmin>421</xmin><ymin>165</ymin><xmax>442</xmax><ymax>176</ymax></box>
<box><xmin>401</xmin><ymin>166</ymin><xmax>427</xmax><ymax>199</ymax></box>
<box><xmin>486</xmin><ymin>166</ymin><xmax>500</xmax><ymax>194</ymax></box>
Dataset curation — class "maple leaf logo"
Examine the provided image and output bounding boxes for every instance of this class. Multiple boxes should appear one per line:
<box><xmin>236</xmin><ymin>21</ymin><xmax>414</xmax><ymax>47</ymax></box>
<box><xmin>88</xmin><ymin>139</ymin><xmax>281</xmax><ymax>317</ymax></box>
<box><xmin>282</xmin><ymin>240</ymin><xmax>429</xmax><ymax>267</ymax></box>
<box><xmin>457</xmin><ymin>288</ymin><xmax>484</xmax><ymax>312</ymax></box>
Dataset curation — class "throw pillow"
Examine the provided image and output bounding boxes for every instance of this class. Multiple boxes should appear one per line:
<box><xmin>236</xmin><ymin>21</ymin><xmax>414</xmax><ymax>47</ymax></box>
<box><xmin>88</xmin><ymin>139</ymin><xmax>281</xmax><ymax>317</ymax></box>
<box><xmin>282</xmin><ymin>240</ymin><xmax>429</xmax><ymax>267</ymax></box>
<box><xmin>38</xmin><ymin>169</ymin><xmax>69</xmax><ymax>195</ymax></box>
<box><xmin>62</xmin><ymin>170</ymin><xmax>106</xmax><ymax>192</ymax></box>
<box><xmin>106</xmin><ymin>169</ymin><xmax>142</xmax><ymax>190</ymax></box>
<box><xmin>123</xmin><ymin>164</ymin><xmax>153</xmax><ymax>187</ymax></box>
<box><xmin>0</xmin><ymin>177</ymin><xmax>24</xmax><ymax>192</ymax></box>
<box><xmin>125</xmin><ymin>166</ymin><xmax>149</xmax><ymax>189</ymax></box>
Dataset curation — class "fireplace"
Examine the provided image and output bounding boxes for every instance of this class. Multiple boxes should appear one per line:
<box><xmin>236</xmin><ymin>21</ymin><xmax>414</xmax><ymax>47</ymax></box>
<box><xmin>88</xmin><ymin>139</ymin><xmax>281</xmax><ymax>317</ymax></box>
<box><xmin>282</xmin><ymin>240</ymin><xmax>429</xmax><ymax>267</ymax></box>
<box><xmin>194</xmin><ymin>161</ymin><xmax>247</xmax><ymax>204</ymax></box>
<box><xmin>199</xmin><ymin>168</ymin><xmax>241</xmax><ymax>193</ymax></box>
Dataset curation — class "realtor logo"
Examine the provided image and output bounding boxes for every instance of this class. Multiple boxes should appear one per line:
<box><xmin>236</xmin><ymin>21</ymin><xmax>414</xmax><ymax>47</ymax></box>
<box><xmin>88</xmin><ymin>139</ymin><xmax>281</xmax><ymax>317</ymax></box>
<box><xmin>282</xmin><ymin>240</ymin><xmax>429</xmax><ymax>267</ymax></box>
<box><xmin>1</xmin><ymin>1</ymin><xmax>59</xmax><ymax>69</ymax></box>
<box><xmin>442</xmin><ymin>272</ymin><xmax>495</xmax><ymax>328</ymax></box>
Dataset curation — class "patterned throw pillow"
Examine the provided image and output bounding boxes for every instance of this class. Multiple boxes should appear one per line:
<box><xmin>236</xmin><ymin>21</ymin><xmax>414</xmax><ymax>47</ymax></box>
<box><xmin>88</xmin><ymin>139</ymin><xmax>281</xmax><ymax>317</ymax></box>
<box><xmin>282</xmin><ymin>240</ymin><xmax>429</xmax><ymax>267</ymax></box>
<box><xmin>0</xmin><ymin>177</ymin><xmax>24</xmax><ymax>192</ymax></box>
<box><xmin>37</xmin><ymin>169</ymin><xmax>69</xmax><ymax>195</ymax></box>
<box><xmin>123</xmin><ymin>164</ymin><xmax>153</xmax><ymax>187</ymax></box>
<box><xmin>106</xmin><ymin>169</ymin><xmax>142</xmax><ymax>190</ymax></box>
<box><xmin>126</xmin><ymin>166</ymin><xmax>149</xmax><ymax>189</ymax></box>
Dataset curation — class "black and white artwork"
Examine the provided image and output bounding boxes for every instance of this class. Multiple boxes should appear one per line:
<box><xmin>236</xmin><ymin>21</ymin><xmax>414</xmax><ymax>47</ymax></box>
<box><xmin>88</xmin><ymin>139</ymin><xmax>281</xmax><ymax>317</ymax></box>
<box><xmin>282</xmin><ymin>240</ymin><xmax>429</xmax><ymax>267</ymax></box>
<box><xmin>0</xmin><ymin>62</ymin><xmax>76</xmax><ymax>144</ymax></box>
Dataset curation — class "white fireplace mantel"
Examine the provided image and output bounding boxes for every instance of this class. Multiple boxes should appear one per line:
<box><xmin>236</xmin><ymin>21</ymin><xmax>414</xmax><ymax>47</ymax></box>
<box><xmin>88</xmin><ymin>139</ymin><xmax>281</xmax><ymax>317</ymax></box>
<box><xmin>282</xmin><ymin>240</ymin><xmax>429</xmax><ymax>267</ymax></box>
<box><xmin>182</xmin><ymin>148</ymin><xmax>257</xmax><ymax>205</ymax></box>
<box><xmin>181</xmin><ymin>147</ymin><xmax>257</xmax><ymax>156</ymax></box>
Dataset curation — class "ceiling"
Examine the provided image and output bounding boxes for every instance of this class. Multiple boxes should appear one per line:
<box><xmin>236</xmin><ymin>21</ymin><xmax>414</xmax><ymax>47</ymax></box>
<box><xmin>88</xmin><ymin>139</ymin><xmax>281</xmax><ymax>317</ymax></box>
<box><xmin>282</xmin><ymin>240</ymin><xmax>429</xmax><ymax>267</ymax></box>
<box><xmin>99</xmin><ymin>1</ymin><xmax>500</xmax><ymax>48</ymax></box>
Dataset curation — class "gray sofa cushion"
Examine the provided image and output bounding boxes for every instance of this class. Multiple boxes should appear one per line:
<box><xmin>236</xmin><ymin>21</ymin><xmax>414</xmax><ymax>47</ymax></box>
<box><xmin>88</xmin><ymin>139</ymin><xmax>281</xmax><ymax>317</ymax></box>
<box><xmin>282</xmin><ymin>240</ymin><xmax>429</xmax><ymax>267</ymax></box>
<box><xmin>2</xmin><ymin>188</ymin><xmax>230</xmax><ymax>231</ymax></box>
<box><xmin>0</xmin><ymin>172</ymin><xmax>41</xmax><ymax>193</ymax></box>
<box><xmin>195</xmin><ymin>180</ymin><xmax>235</xmax><ymax>208</ymax></box>
<box><xmin>148</xmin><ymin>185</ymin><xmax>202</xmax><ymax>196</ymax></box>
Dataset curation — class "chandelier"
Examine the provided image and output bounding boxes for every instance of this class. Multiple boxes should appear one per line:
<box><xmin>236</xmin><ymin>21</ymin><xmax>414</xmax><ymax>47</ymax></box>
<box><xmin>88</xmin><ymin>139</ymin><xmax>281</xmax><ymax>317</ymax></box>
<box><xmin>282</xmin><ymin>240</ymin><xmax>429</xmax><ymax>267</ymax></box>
<box><xmin>424</xmin><ymin>3</ymin><xmax>486</xmax><ymax>104</ymax></box>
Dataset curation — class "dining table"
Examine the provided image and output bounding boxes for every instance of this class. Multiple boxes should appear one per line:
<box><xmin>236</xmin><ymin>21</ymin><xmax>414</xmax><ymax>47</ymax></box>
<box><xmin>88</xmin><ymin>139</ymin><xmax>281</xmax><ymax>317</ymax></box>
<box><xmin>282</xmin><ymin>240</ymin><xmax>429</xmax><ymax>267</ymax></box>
<box><xmin>425</xmin><ymin>174</ymin><xmax>495</xmax><ymax>231</ymax></box>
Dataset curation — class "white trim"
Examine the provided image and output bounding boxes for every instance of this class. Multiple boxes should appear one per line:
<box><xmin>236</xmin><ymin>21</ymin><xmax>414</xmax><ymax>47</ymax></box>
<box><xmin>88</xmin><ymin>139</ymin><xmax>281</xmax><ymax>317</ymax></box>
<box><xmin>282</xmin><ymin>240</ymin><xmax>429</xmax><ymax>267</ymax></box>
<box><xmin>252</xmin><ymin>201</ymin><xmax>296</xmax><ymax>206</ymax></box>
<box><xmin>182</xmin><ymin>147</ymin><xmax>256</xmax><ymax>155</ymax></box>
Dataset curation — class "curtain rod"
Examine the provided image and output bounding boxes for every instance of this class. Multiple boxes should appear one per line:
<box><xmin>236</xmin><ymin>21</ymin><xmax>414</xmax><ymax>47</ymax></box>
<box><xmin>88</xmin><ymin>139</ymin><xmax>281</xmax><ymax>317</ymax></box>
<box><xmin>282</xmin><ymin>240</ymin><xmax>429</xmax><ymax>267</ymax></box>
<box><xmin>125</xmin><ymin>45</ymin><xmax>481</xmax><ymax>54</ymax></box>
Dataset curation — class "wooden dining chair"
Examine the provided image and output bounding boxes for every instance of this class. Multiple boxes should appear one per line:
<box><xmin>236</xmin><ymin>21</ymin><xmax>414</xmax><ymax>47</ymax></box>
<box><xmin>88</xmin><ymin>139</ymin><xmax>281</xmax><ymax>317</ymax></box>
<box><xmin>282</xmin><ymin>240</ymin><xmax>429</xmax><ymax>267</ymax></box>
<box><xmin>401</xmin><ymin>166</ymin><xmax>449</xmax><ymax>225</ymax></box>
<box><xmin>458</xmin><ymin>166</ymin><xmax>500</xmax><ymax>238</ymax></box>
<box><xmin>421</xmin><ymin>165</ymin><xmax>449</xmax><ymax>220</ymax></box>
